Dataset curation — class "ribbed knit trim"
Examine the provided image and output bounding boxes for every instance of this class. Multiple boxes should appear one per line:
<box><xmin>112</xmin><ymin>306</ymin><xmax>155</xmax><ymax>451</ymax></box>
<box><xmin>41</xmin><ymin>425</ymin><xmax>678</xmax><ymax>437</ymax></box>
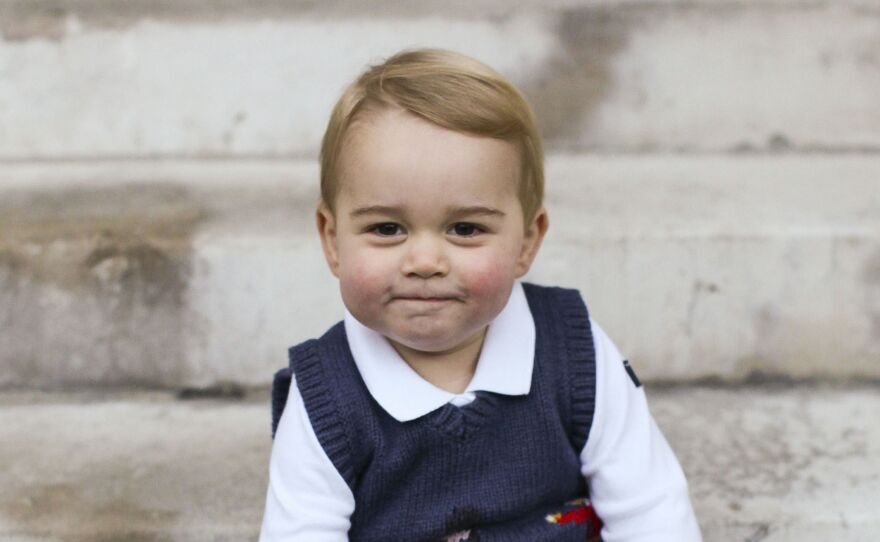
<box><xmin>428</xmin><ymin>404</ymin><xmax>467</xmax><ymax>439</ymax></box>
<box><xmin>463</xmin><ymin>392</ymin><xmax>501</xmax><ymax>426</ymax></box>
<box><xmin>270</xmin><ymin>367</ymin><xmax>292</xmax><ymax>439</ymax></box>
<box><xmin>427</xmin><ymin>392</ymin><xmax>502</xmax><ymax>440</ymax></box>
<box><xmin>289</xmin><ymin>337</ymin><xmax>356</xmax><ymax>487</ymax></box>
<box><xmin>549</xmin><ymin>287</ymin><xmax>597</xmax><ymax>454</ymax></box>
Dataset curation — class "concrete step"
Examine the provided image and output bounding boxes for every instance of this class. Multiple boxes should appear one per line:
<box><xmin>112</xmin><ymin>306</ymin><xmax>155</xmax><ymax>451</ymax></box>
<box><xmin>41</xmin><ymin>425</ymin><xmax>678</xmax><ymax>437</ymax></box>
<box><xmin>1</xmin><ymin>384</ymin><xmax>877</xmax><ymax>541</ymax></box>
<box><xmin>1</xmin><ymin>1</ymin><xmax>879</xmax><ymax>158</ymax></box>
<box><xmin>2</xmin><ymin>156</ymin><xmax>879</xmax><ymax>388</ymax></box>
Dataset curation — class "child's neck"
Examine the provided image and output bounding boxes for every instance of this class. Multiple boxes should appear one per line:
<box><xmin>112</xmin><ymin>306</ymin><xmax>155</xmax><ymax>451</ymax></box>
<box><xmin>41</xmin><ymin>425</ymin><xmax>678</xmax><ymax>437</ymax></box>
<box><xmin>388</xmin><ymin>328</ymin><xmax>487</xmax><ymax>395</ymax></box>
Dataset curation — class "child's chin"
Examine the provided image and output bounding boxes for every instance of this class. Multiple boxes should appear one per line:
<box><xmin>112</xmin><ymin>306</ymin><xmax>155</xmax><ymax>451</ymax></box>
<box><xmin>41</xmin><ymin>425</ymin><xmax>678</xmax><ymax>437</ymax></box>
<box><xmin>395</xmin><ymin>336</ymin><xmax>457</xmax><ymax>353</ymax></box>
<box><xmin>391</xmin><ymin>331</ymin><xmax>470</xmax><ymax>354</ymax></box>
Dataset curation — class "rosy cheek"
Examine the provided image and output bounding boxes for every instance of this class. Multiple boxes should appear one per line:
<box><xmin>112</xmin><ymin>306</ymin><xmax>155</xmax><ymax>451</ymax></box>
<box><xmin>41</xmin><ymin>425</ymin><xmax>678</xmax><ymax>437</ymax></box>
<box><xmin>341</xmin><ymin>267</ymin><xmax>373</xmax><ymax>295</ymax></box>
<box><xmin>339</xmin><ymin>273</ymin><xmax>375</xmax><ymax>322</ymax></box>
<box><xmin>339</xmin><ymin>259</ymin><xmax>389</xmax><ymax>303</ymax></box>
<box><xmin>465</xmin><ymin>259</ymin><xmax>510</xmax><ymax>297</ymax></box>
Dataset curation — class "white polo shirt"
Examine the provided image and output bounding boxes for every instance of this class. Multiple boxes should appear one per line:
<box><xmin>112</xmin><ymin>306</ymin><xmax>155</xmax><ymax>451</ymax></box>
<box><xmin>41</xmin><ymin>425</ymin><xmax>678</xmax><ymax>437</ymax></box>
<box><xmin>260</xmin><ymin>282</ymin><xmax>702</xmax><ymax>541</ymax></box>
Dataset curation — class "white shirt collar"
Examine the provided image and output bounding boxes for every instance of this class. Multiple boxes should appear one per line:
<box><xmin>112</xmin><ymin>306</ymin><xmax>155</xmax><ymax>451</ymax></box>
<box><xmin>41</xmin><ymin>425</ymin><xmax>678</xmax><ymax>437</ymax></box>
<box><xmin>343</xmin><ymin>281</ymin><xmax>535</xmax><ymax>422</ymax></box>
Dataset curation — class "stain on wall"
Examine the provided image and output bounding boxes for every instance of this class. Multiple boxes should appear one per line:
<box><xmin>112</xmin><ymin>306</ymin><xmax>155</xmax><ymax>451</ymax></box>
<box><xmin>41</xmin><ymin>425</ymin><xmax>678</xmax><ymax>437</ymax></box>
<box><xmin>523</xmin><ymin>5</ymin><xmax>630</xmax><ymax>148</ymax></box>
<box><xmin>0</xmin><ymin>183</ymin><xmax>205</xmax><ymax>389</ymax></box>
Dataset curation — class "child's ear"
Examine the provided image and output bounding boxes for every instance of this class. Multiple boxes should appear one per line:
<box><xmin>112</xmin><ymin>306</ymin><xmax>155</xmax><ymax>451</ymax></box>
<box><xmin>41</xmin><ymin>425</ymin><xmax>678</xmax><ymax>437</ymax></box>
<box><xmin>515</xmin><ymin>206</ymin><xmax>549</xmax><ymax>278</ymax></box>
<box><xmin>316</xmin><ymin>201</ymin><xmax>340</xmax><ymax>278</ymax></box>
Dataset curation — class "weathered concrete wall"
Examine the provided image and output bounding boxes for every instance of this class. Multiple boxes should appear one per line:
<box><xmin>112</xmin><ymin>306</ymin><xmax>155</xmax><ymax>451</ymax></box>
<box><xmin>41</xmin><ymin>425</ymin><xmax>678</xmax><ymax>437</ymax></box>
<box><xmin>2</xmin><ymin>1</ymin><xmax>880</xmax><ymax>158</ymax></box>
<box><xmin>1</xmin><ymin>1</ymin><xmax>878</xmax><ymax>388</ymax></box>
<box><xmin>2</xmin><ymin>157</ymin><xmax>878</xmax><ymax>388</ymax></box>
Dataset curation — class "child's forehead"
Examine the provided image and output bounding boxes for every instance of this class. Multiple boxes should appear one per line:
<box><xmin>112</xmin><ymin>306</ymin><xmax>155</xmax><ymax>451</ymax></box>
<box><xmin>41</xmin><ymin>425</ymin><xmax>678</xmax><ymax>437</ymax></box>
<box><xmin>337</xmin><ymin>173</ymin><xmax>517</xmax><ymax>212</ymax></box>
<box><xmin>336</xmin><ymin>164</ymin><xmax>520</xmax><ymax>212</ymax></box>
<box><xmin>342</xmin><ymin>109</ymin><xmax>517</xmax><ymax>163</ymax></box>
<box><xmin>339</xmin><ymin>111</ymin><xmax>520</xmax><ymax>191</ymax></box>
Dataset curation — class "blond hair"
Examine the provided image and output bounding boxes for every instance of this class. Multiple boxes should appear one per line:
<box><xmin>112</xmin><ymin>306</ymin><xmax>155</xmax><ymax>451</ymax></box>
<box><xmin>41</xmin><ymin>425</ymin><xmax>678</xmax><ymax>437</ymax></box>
<box><xmin>320</xmin><ymin>48</ymin><xmax>544</xmax><ymax>223</ymax></box>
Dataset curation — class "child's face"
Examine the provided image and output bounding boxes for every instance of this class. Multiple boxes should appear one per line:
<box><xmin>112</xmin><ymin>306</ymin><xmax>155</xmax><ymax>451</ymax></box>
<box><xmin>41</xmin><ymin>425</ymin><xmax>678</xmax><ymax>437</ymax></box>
<box><xmin>318</xmin><ymin>109</ymin><xmax>547</xmax><ymax>354</ymax></box>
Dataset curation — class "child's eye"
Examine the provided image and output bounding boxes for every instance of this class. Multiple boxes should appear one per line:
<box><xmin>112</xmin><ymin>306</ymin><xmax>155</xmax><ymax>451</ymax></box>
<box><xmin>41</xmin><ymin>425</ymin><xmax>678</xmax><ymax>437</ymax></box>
<box><xmin>369</xmin><ymin>223</ymin><xmax>404</xmax><ymax>236</ymax></box>
<box><xmin>449</xmin><ymin>223</ymin><xmax>484</xmax><ymax>237</ymax></box>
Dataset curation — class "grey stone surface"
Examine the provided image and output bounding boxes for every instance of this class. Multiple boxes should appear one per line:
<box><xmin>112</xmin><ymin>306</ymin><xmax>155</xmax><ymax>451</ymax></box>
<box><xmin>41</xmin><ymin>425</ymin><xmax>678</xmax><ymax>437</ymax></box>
<box><xmin>0</xmin><ymin>161</ymin><xmax>319</xmax><ymax>390</ymax></box>
<box><xmin>2</xmin><ymin>156</ymin><xmax>878</xmax><ymax>387</ymax></box>
<box><xmin>654</xmin><ymin>385</ymin><xmax>880</xmax><ymax>540</ymax></box>
<box><xmin>1</xmin><ymin>2</ymin><xmax>879</xmax><ymax>157</ymax></box>
<box><xmin>3</xmin><ymin>0</ymin><xmax>879</xmax><ymax>388</ymax></box>
<box><xmin>0</xmin><ymin>385</ymin><xmax>877</xmax><ymax>540</ymax></box>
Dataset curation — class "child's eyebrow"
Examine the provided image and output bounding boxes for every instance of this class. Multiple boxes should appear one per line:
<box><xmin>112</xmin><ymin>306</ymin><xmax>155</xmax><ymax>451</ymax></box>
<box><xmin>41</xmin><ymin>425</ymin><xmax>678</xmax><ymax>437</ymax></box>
<box><xmin>349</xmin><ymin>205</ymin><xmax>505</xmax><ymax>219</ymax></box>
<box><xmin>349</xmin><ymin>205</ymin><xmax>404</xmax><ymax>219</ymax></box>
<box><xmin>446</xmin><ymin>206</ymin><xmax>506</xmax><ymax>219</ymax></box>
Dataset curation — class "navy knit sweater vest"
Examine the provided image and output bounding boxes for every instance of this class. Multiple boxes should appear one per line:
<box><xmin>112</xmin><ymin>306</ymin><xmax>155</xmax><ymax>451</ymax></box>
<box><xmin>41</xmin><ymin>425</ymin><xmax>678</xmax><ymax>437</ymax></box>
<box><xmin>271</xmin><ymin>283</ymin><xmax>598</xmax><ymax>541</ymax></box>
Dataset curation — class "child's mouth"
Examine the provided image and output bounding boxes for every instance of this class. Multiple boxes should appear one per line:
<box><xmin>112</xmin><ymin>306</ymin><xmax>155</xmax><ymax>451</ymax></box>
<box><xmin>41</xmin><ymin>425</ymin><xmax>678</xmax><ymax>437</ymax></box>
<box><xmin>392</xmin><ymin>295</ymin><xmax>461</xmax><ymax>306</ymax></box>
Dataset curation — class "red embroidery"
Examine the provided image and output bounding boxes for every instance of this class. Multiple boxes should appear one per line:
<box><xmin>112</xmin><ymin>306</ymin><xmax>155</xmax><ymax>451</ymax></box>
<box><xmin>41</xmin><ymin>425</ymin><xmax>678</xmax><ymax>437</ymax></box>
<box><xmin>553</xmin><ymin>504</ymin><xmax>599</xmax><ymax>525</ymax></box>
<box><xmin>545</xmin><ymin>499</ymin><xmax>603</xmax><ymax>539</ymax></box>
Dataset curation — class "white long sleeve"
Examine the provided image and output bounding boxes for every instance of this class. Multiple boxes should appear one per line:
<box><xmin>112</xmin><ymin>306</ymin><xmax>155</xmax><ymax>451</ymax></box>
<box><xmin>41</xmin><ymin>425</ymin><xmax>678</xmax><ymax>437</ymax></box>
<box><xmin>258</xmin><ymin>375</ymin><xmax>354</xmax><ymax>542</ymax></box>
<box><xmin>581</xmin><ymin>320</ymin><xmax>702</xmax><ymax>541</ymax></box>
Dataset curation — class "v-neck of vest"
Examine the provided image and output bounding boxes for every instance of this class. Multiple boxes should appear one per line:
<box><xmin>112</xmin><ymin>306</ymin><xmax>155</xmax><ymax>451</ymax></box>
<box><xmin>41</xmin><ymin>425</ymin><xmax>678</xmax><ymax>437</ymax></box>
<box><xmin>424</xmin><ymin>392</ymin><xmax>503</xmax><ymax>440</ymax></box>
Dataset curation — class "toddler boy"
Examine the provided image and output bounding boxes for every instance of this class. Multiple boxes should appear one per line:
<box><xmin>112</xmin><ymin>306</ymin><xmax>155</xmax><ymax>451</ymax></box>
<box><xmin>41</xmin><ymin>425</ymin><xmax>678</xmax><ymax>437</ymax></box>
<box><xmin>260</xmin><ymin>48</ymin><xmax>702</xmax><ymax>541</ymax></box>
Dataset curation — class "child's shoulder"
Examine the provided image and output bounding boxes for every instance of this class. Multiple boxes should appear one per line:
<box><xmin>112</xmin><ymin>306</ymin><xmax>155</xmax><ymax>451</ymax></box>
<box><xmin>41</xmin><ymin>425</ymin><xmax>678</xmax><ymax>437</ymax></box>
<box><xmin>520</xmin><ymin>281</ymin><xmax>592</xmax><ymax>320</ymax></box>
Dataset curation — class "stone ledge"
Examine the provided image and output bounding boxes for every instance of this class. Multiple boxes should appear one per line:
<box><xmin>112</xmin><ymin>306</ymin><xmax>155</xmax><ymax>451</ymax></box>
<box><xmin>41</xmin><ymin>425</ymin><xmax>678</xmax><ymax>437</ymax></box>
<box><xmin>0</xmin><ymin>385</ymin><xmax>877</xmax><ymax>540</ymax></box>
<box><xmin>1</xmin><ymin>156</ymin><xmax>878</xmax><ymax>387</ymax></box>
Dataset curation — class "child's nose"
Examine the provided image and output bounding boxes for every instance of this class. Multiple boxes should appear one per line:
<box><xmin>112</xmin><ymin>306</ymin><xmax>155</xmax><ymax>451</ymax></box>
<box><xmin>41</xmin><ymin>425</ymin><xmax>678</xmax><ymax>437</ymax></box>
<box><xmin>400</xmin><ymin>234</ymin><xmax>449</xmax><ymax>278</ymax></box>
